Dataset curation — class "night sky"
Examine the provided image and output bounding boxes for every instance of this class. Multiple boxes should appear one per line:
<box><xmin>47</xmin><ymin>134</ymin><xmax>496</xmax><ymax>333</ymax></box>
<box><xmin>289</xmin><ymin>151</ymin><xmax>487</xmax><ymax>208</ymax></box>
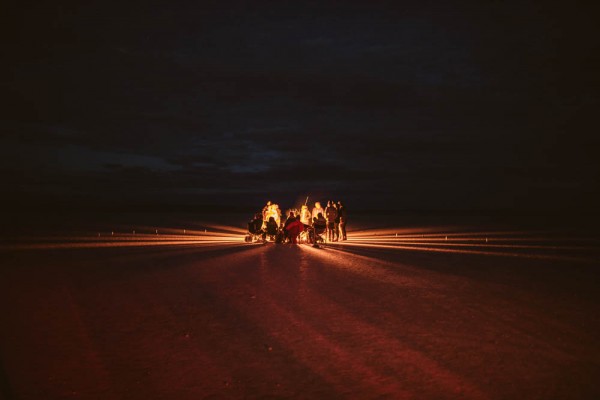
<box><xmin>3</xmin><ymin>1</ymin><xmax>599</xmax><ymax>213</ymax></box>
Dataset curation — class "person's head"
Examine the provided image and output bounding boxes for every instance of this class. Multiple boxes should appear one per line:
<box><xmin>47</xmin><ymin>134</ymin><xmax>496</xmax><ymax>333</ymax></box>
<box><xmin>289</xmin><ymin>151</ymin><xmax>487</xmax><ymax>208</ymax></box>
<box><xmin>327</xmin><ymin>200</ymin><xmax>332</xmax><ymax>207</ymax></box>
<box><xmin>269</xmin><ymin>217</ymin><xmax>275</xmax><ymax>222</ymax></box>
<box><xmin>337</xmin><ymin>201</ymin><xmax>343</xmax><ymax>207</ymax></box>
<box><xmin>318</xmin><ymin>212</ymin><xmax>323</xmax><ymax>219</ymax></box>
<box><xmin>301</xmin><ymin>205</ymin><xmax>308</xmax><ymax>210</ymax></box>
<box><xmin>266</xmin><ymin>201</ymin><xmax>271</xmax><ymax>206</ymax></box>
<box><xmin>289</xmin><ymin>212</ymin><xmax>295</xmax><ymax>218</ymax></box>
<box><xmin>315</xmin><ymin>202</ymin><xmax>321</xmax><ymax>208</ymax></box>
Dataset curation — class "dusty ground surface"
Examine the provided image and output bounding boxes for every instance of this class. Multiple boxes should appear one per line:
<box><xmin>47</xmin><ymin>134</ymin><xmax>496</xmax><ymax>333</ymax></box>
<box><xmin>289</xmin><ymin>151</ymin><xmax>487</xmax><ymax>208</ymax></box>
<box><xmin>0</xmin><ymin>219</ymin><xmax>599</xmax><ymax>399</ymax></box>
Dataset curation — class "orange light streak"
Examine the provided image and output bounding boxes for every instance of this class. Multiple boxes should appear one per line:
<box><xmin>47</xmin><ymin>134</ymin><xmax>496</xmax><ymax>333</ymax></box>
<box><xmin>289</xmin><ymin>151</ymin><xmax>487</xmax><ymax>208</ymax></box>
<box><xmin>189</xmin><ymin>223</ymin><xmax>247</xmax><ymax>234</ymax></box>
<box><xmin>326</xmin><ymin>241</ymin><xmax>595</xmax><ymax>263</ymax></box>
<box><xmin>2</xmin><ymin>223</ymin><xmax>250</xmax><ymax>251</ymax></box>
<box><xmin>130</xmin><ymin>226</ymin><xmax>244</xmax><ymax>237</ymax></box>
<box><xmin>2</xmin><ymin>239</ymin><xmax>248</xmax><ymax>251</ymax></box>
<box><xmin>348</xmin><ymin>236</ymin><xmax>596</xmax><ymax>242</ymax></box>
<box><xmin>17</xmin><ymin>234</ymin><xmax>240</xmax><ymax>243</ymax></box>
<box><xmin>347</xmin><ymin>226</ymin><xmax>455</xmax><ymax>237</ymax></box>
<box><xmin>344</xmin><ymin>239</ymin><xmax>594</xmax><ymax>251</ymax></box>
<box><xmin>348</xmin><ymin>229</ymin><xmax>553</xmax><ymax>239</ymax></box>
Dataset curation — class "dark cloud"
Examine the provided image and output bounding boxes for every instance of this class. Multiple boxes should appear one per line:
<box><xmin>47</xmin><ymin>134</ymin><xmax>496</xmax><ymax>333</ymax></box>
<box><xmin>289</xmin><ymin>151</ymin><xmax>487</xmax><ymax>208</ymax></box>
<box><xmin>2</xmin><ymin>1</ymin><xmax>599</xmax><ymax>212</ymax></box>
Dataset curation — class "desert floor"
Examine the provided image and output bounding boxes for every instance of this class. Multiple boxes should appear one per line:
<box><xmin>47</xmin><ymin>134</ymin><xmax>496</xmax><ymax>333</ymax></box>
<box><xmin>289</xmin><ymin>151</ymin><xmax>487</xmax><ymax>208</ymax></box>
<box><xmin>1</xmin><ymin>216</ymin><xmax>599</xmax><ymax>399</ymax></box>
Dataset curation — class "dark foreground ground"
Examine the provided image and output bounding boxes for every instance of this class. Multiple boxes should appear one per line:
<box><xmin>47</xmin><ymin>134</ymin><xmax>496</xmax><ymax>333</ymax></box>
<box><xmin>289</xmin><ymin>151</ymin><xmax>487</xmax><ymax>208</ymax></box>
<box><xmin>0</xmin><ymin>216</ymin><xmax>599</xmax><ymax>399</ymax></box>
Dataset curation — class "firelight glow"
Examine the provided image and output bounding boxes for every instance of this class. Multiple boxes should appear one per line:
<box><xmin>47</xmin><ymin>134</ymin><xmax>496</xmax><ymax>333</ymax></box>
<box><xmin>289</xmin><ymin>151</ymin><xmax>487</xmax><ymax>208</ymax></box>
<box><xmin>322</xmin><ymin>228</ymin><xmax>598</xmax><ymax>263</ymax></box>
<box><xmin>2</xmin><ymin>223</ymin><xmax>248</xmax><ymax>251</ymax></box>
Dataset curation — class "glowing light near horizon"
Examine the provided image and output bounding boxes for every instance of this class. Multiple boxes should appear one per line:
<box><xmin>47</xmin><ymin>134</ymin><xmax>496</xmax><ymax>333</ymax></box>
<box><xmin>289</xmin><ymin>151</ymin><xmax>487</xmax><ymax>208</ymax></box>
<box><xmin>3</xmin><ymin>223</ymin><xmax>249</xmax><ymax>251</ymax></box>
<box><xmin>4</xmin><ymin>223</ymin><xmax>597</xmax><ymax>264</ymax></box>
<box><xmin>320</xmin><ymin>227</ymin><xmax>598</xmax><ymax>263</ymax></box>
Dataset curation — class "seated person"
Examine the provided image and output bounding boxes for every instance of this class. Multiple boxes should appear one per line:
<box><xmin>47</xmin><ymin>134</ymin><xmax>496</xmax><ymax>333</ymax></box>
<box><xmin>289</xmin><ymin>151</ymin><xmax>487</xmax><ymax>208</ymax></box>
<box><xmin>314</xmin><ymin>212</ymin><xmax>326</xmax><ymax>233</ymax></box>
<box><xmin>285</xmin><ymin>212</ymin><xmax>304</xmax><ymax>244</ymax></box>
<box><xmin>264</xmin><ymin>216</ymin><xmax>279</xmax><ymax>240</ymax></box>
<box><xmin>248</xmin><ymin>213</ymin><xmax>263</xmax><ymax>235</ymax></box>
<box><xmin>309</xmin><ymin>213</ymin><xmax>327</xmax><ymax>243</ymax></box>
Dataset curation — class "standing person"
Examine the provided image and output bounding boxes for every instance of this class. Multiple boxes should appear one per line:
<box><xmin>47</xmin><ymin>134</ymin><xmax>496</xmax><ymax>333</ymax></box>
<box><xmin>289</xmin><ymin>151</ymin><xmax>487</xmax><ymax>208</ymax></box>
<box><xmin>299</xmin><ymin>205</ymin><xmax>312</xmax><ymax>227</ymax></box>
<box><xmin>311</xmin><ymin>201</ymin><xmax>324</xmax><ymax>221</ymax></box>
<box><xmin>283</xmin><ymin>210</ymin><xmax>295</xmax><ymax>242</ymax></box>
<box><xmin>333</xmin><ymin>202</ymin><xmax>340</xmax><ymax>241</ymax></box>
<box><xmin>262</xmin><ymin>201</ymin><xmax>272</xmax><ymax>229</ymax></box>
<box><xmin>273</xmin><ymin>204</ymin><xmax>282</xmax><ymax>227</ymax></box>
<box><xmin>266</xmin><ymin>203</ymin><xmax>281</xmax><ymax>227</ymax></box>
<box><xmin>262</xmin><ymin>201</ymin><xmax>272</xmax><ymax>219</ymax></box>
<box><xmin>324</xmin><ymin>200</ymin><xmax>338</xmax><ymax>242</ymax></box>
<box><xmin>337</xmin><ymin>201</ymin><xmax>347</xmax><ymax>240</ymax></box>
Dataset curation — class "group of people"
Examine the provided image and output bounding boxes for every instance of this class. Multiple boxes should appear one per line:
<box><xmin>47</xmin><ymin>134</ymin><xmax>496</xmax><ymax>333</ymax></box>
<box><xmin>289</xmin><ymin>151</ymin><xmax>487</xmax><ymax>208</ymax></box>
<box><xmin>247</xmin><ymin>200</ymin><xmax>347</xmax><ymax>244</ymax></box>
<box><xmin>307</xmin><ymin>201</ymin><xmax>347</xmax><ymax>242</ymax></box>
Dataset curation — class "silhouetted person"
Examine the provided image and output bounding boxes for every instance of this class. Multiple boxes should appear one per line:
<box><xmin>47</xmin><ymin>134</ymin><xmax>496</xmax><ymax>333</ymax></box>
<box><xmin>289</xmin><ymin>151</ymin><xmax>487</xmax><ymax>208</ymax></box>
<box><xmin>325</xmin><ymin>200</ymin><xmax>338</xmax><ymax>241</ymax></box>
<box><xmin>337</xmin><ymin>201</ymin><xmax>347</xmax><ymax>240</ymax></box>
<box><xmin>313</xmin><ymin>213</ymin><xmax>327</xmax><ymax>243</ymax></box>
<box><xmin>283</xmin><ymin>211</ymin><xmax>295</xmax><ymax>242</ymax></box>
<box><xmin>264</xmin><ymin>216</ymin><xmax>278</xmax><ymax>241</ymax></box>
<box><xmin>285</xmin><ymin>212</ymin><xmax>304</xmax><ymax>244</ymax></box>
<box><xmin>248</xmin><ymin>213</ymin><xmax>263</xmax><ymax>235</ymax></box>
<box><xmin>333</xmin><ymin>201</ymin><xmax>340</xmax><ymax>241</ymax></box>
